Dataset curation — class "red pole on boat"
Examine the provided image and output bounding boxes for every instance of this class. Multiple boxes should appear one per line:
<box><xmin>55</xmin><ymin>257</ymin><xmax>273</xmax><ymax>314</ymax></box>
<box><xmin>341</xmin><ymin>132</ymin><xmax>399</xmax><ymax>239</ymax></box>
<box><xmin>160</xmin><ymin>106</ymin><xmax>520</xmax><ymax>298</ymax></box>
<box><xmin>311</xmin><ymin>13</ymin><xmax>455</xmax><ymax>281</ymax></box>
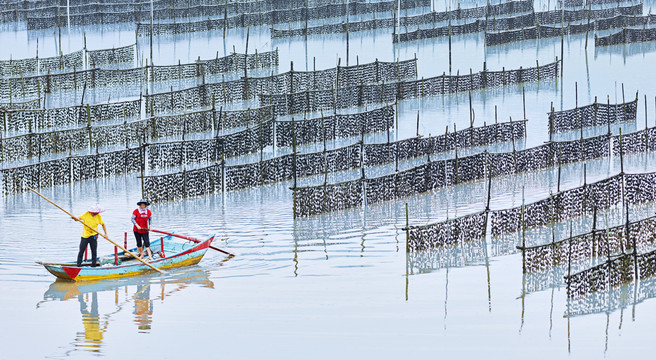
<box><xmin>160</xmin><ymin>237</ymin><xmax>165</xmax><ymax>258</ymax></box>
<box><xmin>114</xmin><ymin>246</ymin><xmax>118</xmax><ymax>265</ymax></box>
<box><xmin>124</xmin><ymin>232</ymin><xmax>127</xmax><ymax>249</ymax></box>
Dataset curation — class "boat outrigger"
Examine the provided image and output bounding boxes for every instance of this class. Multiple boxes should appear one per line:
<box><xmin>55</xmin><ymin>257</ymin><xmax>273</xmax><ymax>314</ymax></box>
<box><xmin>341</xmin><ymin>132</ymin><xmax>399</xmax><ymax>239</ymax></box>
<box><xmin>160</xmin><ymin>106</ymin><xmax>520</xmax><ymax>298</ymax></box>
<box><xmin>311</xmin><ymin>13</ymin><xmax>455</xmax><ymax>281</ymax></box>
<box><xmin>38</xmin><ymin>233</ymin><xmax>215</xmax><ymax>281</ymax></box>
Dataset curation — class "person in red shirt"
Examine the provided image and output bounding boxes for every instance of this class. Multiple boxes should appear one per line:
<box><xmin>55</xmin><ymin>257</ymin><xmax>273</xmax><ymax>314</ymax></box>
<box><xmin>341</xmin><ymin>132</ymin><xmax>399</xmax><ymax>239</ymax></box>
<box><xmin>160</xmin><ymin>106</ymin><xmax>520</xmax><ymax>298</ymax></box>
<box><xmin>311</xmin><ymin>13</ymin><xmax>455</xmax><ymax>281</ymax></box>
<box><xmin>131</xmin><ymin>199</ymin><xmax>153</xmax><ymax>261</ymax></box>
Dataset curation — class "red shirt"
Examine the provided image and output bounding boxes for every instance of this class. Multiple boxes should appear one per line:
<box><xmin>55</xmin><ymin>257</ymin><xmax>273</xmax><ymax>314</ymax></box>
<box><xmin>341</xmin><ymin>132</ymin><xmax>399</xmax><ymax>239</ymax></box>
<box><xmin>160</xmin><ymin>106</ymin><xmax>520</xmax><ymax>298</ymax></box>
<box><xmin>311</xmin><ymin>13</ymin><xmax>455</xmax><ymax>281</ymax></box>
<box><xmin>133</xmin><ymin>208</ymin><xmax>152</xmax><ymax>233</ymax></box>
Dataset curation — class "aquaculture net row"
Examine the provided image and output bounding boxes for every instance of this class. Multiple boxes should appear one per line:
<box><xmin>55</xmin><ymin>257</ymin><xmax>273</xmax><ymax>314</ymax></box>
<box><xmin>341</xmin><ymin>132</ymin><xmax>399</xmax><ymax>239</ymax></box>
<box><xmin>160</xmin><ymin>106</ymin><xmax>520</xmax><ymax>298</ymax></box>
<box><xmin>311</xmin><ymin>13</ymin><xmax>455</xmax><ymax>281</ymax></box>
<box><xmin>564</xmin><ymin>0</ymin><xmax>637</xmax><ymax>7</ymax></box>
<box><xmin>491</xmin><ymin>169</ymin><xmax>656</xmax><ymax>237</ymax></box>
<box><xmin>145</xmin><ymin>58</ymin><xmax>416</xmax><ymax>115</ymax></box>
<box><xmin>143</xmin><ymin>142</ymin><xmax>363</xmax><ymax>202</ymax></box>
<box><xmin>145</xmin><ymin>119</ymin><xmax>273</xmax><ymax>170</ymax></box>
<box><xmin>398</xmin><ymin>0</ymin><xmax>533</xmax><ymax>28</ymax></box>
<box><xmin>613</xmin><ymin>127</ymin><xmax>656</xmax><ymax>155</ymax></box>
<box><xmin>134</xmin><ymin>0</ymin><xmax>430</xmax><ymax>36</ymax></box>
<box><xmin>261</xmin><ymin>60</ymin><xmax>558</xmax><ymax>115</ymax></box>
<box><xmin>149</xmin><ymin>50</ymin><xmax>279</xmax><ymax>83</ymax></box>
<box><xmin>295</xmin><ymin>126</ymin><xmax>632</xmax><ymax>218</ymax></box>
<box><xmin>1</xmin><ymin>103</ymin><xmax>279</xmax><ymax>163</ymax></box>
<box><xmin>0</xmin><ymin>51</ymin><xmax>278</xmax><ymax>102</ymax></box>
<box><xmin>532</xmin><ymin>3</ymin><xmax>643</xmax><ymax>25</ymax></box>
<box><xmin>3</xmin><ymin>0</ymin><xmax>306</xmax><ymax>22</ymax></box>
<box><xmin>272</xmin><ymin>0</ymin><xmax>534</xmax><ymax>38</ymax></box>
<box><xmin>396</xmin><ymin>3</ymin><xmax>643</xmax><ymax>43</ymax></box>
<box><xmin>86</xmin><ymin>44</ymin><xmax>136</xmax><ymax>68</ymax></box>
<box><xmin>2</xmin><ymin>99</ymin><xmax>141</xmax><ymax>134</ymax></box>
<box><xmin>0</xmin><ymin>98</ymin><xmax>41</xmax><ymax>110</ymax></box>
<box><xmin>407</xmin><ymin>238</ymin><xmax>488</xmax><ymax>273</ymax></box>
<box><xmin>523</xmin><ymin>214</ymin><xmax>656</xmax><ymax>273</ymax></box>
<box><xmin>0</xmin><ymin>50</ymin><xmax>83</xmax><ymax>78</ymax></box>
<box><xmin>364</xmin><ymin>120</ymin><xmax>526</xmax><ymax>167</ymax></box>
<box><xmin>142</xmin><ymin>118</ymin><xmax>525</xmax><ymax>201</ymax></box>
<box><xmin>275</xmin><ymin>105</ymin><xmax>395</xmax><ymax>147</ymax></box>
<box><xmin>407</xmin><ymin>166</ymin><xmax>656</xmax><ymax>253</ymax></box>
<box><xmin>406</xmin><ymin>211</ymin><xmax>488</xmax><ymax>251</ymax></box>
<box><xmin>549</xmin><ymin>97</ymin><xmax>638</xmax><ymax>133</ymax></box>
<box><xmin>566</xmin><ymin>245</ymin><xmax>656</xmax><ymax>299</ymax></box>
<box><xmin>596</xmin><ymin>26</ymin><xmax>656</xmax><ymax>47</ymax></box>
<box><xmin>0</xmin><ymin>147</ymin><xmax>143</xmax><ymax>194</ymax></box>
<box><xmin>294</xmin><ymin>131</ymin><xmax>527</xmax><ymax>218</ymax></box>
<box><xmin>246</xmin><ymin>59</ymin><xmax>417</xmax><ymax>96</ymax></box>
<box><xmin>566</xmin><ymin>274</ymin><xmax>656</xmax><ymax>317</ymax></box>
<box><xmin>394</xmin><ymin>13</ymin><xmax>537</xmax><ymax>43</ymax></box>
<box><xmin>486</xmin><ymin>12</ymin><xmax>651</xmax><ymax>46</ymax></box>
<box><xmin>0</xmin><ymin>68</ymin><xmax>132</xmax><ymax>102</ymax></box>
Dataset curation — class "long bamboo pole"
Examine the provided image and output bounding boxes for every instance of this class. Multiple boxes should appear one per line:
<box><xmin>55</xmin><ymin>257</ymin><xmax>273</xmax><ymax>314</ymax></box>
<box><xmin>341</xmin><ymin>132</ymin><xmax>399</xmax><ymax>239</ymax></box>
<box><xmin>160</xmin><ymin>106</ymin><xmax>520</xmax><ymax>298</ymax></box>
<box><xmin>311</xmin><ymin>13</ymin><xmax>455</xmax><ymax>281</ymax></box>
<box><xmin>26</xmin><ymin>186</ymin><xmax>164</xmax><ymax>273</ymax></box>
<box><xmin>151</xmin><ymin>229</ymin><xmax>234</xmax><ymax>257</ymax></box>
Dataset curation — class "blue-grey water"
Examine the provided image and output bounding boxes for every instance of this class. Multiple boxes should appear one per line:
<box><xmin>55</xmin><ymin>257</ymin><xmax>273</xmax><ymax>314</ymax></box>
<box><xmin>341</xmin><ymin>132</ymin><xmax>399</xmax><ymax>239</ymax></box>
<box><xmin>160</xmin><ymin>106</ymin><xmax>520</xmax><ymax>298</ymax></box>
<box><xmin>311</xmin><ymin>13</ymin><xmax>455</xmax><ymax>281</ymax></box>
<box><xmin>2</xmin><ymin>1</ymin><xmax>656</xmax><ymax>358</ymax></box>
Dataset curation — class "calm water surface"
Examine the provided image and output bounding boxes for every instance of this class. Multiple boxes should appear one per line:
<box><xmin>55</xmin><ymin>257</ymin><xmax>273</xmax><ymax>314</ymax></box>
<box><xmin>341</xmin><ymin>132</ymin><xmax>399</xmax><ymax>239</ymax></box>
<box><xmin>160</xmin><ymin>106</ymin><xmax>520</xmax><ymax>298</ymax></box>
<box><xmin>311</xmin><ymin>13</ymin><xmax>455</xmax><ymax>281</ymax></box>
<box><xmin>2</xmin><ymin>1</ymin><xmax>656</xmax><ymax>358</ymax></box>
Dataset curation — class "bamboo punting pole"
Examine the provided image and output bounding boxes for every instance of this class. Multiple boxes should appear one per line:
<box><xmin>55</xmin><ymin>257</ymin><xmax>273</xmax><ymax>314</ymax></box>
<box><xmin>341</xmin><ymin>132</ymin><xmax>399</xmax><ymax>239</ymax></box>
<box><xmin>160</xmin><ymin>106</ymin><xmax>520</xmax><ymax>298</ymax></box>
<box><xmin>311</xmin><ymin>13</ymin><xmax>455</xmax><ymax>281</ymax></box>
<box><xmin>27</xmin><ymin>186</ymin><xmax>163</xmax><ymax>273</ymax></box>
<box><xmin>151</xmin><ymin>229</ymin><xmax>234</xmax><ymax>256</ymax></box>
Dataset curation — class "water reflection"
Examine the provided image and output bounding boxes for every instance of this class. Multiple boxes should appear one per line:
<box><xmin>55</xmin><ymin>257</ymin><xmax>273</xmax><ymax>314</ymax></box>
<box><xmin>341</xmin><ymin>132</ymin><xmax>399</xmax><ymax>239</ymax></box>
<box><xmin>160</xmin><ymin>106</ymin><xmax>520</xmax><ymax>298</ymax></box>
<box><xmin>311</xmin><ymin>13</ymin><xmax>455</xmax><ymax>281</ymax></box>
<box><xmin>76</xmin><ymin>292</ymin><xmax>104</xmax><ymax>353</ymax></box>
<box><xmin>38</xmin><ymin>269</ymin><xmax>215</xmax><ymax>355</ymax></box>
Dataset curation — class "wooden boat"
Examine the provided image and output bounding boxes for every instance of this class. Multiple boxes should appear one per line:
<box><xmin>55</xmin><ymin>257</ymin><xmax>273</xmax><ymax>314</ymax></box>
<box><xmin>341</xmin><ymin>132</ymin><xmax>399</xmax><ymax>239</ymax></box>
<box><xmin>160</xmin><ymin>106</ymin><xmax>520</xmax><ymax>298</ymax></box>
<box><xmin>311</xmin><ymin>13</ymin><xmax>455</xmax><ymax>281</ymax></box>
<box><xmin>37</xmin><ymin>233</ymin><xmax>214</xmax><ymax>281</ymax></box>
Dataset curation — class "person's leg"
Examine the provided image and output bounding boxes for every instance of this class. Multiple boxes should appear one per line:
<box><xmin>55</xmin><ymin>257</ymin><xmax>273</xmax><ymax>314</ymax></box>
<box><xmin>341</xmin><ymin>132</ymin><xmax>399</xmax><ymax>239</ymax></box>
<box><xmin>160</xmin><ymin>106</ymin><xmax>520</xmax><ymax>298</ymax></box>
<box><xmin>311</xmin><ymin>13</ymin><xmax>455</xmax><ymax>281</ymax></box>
<box><xmin>134</xmin><ymin>231</ymin><xmax>143</xmax><ymax>257</ymax></box>
<box><xmin>76</xmin><ymin>237</ymin><xmax>89</xmax><ymax>266</ymax></box>
<box><xmin>143</xmin><ymin>233</ymin><xmax>153</xmax><ymax>260</ymax></box>
<box><xmin>89</xmin><ymin>236</ymin><xmax>98</xmax><ymax>267</ymax></box>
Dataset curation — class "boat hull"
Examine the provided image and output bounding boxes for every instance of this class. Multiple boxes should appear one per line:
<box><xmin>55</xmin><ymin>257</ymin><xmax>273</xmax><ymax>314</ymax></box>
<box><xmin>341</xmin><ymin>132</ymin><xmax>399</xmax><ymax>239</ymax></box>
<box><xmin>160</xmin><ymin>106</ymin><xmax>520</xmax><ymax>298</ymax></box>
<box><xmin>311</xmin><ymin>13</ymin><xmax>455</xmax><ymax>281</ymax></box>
<box><xmin>40</xmin><ymin>235</ymin><xmax>214</xmax><ymax>281</ymax></box>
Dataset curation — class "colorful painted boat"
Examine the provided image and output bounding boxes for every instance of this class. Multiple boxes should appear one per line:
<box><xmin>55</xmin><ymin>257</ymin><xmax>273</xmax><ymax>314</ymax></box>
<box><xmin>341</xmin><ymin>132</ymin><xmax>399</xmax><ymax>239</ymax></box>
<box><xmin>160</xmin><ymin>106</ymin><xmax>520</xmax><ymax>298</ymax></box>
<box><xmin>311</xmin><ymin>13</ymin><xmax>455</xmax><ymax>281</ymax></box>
<box><xmin>37</xmin><ymin>233</ymin><xmax>214</xmax><ymax>281</ymax></box>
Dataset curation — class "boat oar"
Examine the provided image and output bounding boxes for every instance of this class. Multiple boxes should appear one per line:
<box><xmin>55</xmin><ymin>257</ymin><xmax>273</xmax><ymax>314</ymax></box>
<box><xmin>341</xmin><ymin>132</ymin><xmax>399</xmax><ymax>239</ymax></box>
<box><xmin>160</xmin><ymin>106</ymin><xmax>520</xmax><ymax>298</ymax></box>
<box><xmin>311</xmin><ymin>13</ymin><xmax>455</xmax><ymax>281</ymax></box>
<box><xmin>26</xmin><ymin>186</ymin><xmax>164</xmax><ymax>274</ymax></box>
<box><xmin>151</xmin><ymin>229</ymin><xmax>235</xmax><ymax>257</ymax></box>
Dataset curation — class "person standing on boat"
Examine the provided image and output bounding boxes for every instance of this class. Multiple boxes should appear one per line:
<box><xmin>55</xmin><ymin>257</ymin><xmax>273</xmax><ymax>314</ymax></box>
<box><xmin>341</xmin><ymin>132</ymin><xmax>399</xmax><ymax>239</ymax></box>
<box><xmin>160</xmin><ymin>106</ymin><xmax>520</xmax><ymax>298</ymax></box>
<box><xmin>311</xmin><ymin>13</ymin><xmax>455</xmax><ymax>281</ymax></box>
<box><xmin>72</xmin><ymin>203</ymin><xmax>107</xmax><ymax>267</ymax></box>
<box><xmin>132</xmin><ymin>199</ymin><xmax>153</xmax><ymax>261</ymax></box>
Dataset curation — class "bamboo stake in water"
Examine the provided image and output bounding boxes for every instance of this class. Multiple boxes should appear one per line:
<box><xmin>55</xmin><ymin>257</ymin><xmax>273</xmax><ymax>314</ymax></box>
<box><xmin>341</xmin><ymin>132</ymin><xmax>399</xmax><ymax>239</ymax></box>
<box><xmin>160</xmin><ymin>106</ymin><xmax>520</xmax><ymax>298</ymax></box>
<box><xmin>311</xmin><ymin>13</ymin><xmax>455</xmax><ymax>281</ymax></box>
<box><xmin>26</xmin><ymin>186</ymin><xmax>163</xmax><ymax>273</ymax></box>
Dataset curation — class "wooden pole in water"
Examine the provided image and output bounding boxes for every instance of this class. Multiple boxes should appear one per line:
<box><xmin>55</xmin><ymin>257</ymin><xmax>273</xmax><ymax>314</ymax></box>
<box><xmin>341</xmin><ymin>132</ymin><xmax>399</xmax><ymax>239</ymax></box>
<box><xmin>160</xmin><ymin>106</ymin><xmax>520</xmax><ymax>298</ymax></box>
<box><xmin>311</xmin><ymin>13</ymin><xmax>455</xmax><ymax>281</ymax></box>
<box><xmin>346</xmin><ymin>10</ymin><xmax>350</xmax><ymax>66</ymax></box>
<box><xmin>521</xmin><ymin>186</ymin><xmax>526</xmax><ymax>273</ymax></box>
<box><xmin>549</xmin><ymin>102</ymin><xmax>554</xmax><ymax>139</ymax></box>
<box><xmin>223</xmin><ymin>0</ymin><xmax>228</xmax><ymax>39</ymax></box>
<box><xmin>26</xmin><ymin>186</ymin><xmax>163</xmax><ymax>273</ymax></box>
<box><xmin>150</xmin><ymin>0</ymin><xmax>154</xmax><ymax>66</ymax></box>
<box><xmin>560</xmin><ymin>2</ymin><xmax>564</xmax><ymax>78</ymax></box>
<box><xmin>448</xmin><ymin>12</ymin><xmax>452</xmax><ymax>73</ymax></box>
<box><xmin>557</xmin><ymin>162</ymin><xmax>561</xmax><ymax>193</ymax></box>
<box><xmin>469</xmin><ymin>91</ymin><xmax>474</xmax><ymax>127</ymax></box>
<box><xmin>645</xmin><ymin>95</ymin><xmax>649</xmax><ymax>151</ymax></box>
<box><xmin>522</xmin><ymin>86</ymin><xmax>526</xmax><ymax>120</ymax></box>
<box><xmin>567</xmin><ymin>220</ymin><xmax>572</xmax><ymax>293</ymax></box>
<box><xmin>584</xmin><ymin>2</ymin><xmax>591</xmax><ymax>49</ymax></box>
<box><xmin>405</xmin><ymin>202</ymin><xmax>409</xmax><ymax>252</ymax></box>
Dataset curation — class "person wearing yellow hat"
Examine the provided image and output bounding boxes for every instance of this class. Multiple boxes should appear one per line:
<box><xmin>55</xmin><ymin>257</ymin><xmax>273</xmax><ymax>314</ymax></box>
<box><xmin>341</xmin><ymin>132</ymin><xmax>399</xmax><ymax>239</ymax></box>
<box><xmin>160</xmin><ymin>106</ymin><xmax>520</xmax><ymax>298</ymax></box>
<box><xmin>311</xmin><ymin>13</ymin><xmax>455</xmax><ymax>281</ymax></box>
<box><xmin>71</xmin><ymin>203</ymin><xmax>107</xmax><ymax>267</ymax></box>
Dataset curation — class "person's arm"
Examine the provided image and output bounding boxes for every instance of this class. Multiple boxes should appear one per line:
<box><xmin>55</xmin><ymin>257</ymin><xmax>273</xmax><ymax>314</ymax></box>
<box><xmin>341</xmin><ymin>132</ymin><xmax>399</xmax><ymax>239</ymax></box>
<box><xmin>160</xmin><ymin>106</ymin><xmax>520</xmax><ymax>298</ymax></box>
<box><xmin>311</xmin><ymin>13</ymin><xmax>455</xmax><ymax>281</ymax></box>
<box><xmin>131</xmin><ymin>213</ymin><xmax>141</xmax><ymax>229</ymax></box>
<box><xmin>101</xmin><ymin>223</ymin><xmax>107</xmax><ymax>238</ymax></box>
<box><xmin>148</xmin><ymin>214</ymin><xmax>152</xmax><ymax>230</ymax></box>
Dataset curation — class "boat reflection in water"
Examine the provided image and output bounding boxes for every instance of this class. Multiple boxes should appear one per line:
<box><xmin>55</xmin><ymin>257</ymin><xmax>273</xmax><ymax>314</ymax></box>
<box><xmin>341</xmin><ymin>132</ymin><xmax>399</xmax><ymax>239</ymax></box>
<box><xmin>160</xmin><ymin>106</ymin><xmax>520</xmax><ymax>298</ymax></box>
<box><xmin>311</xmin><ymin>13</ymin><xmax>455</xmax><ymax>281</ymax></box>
<box><xmin>38</xmin><ymin>269</ymin><xmax>214</xmax><ymax>353</ymax></box>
